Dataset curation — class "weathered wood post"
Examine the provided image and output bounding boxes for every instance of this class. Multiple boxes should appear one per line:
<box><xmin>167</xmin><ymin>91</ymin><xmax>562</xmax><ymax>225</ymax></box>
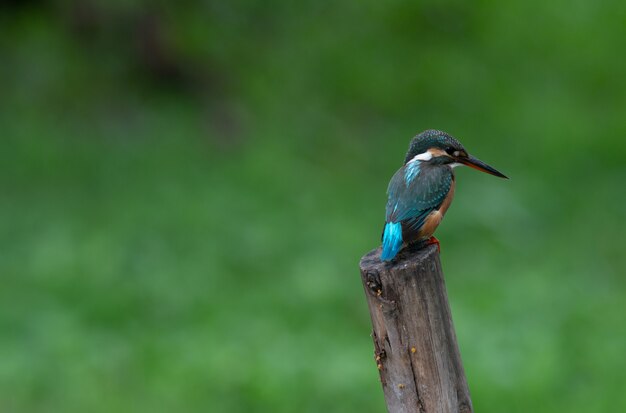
<box><xmin>359</xmin><ymin>245</ymin><xmax>473</xmax><ymax>413</ymax></box>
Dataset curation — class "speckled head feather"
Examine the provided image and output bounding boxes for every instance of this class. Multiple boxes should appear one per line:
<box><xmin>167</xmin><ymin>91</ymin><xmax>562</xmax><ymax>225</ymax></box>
<box><xmin>404</xmin><ymin>130</ymin><xmax>466</xmax><ymax>164</ymax></box>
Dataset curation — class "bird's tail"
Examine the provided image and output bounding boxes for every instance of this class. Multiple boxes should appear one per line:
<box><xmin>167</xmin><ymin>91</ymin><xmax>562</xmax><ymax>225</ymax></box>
<box><xmin>381</xmin><ymin>222</ymin><xmax>403</xmax><ymax>261</ymax></box>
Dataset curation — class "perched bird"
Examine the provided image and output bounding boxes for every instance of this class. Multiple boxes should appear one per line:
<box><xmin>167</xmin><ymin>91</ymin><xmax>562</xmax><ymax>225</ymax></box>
<box><xmin>381</xmin><ymin>130</ymin><xmax>508</xmax><ymax>261</ymax></box>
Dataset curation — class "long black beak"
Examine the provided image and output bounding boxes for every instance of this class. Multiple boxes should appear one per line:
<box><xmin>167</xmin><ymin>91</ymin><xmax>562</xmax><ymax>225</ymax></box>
<box><xmin>460</xmin><ymin>155</ymin><xmax>508</xmax><ymax>179</ymax></box>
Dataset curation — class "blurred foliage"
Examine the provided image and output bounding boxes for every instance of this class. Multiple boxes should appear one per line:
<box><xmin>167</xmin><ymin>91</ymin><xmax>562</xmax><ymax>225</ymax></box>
<box><xmin>1</xmin><ymin>1</ymin><xmax>626</xmax><ymax>412</ymax></box>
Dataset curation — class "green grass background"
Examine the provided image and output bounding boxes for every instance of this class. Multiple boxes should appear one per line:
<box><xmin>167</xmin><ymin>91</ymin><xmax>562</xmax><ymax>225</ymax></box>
<box><xmin>1</xmin><ymin>1</ymin><xmax>625</xmax><ymax>412</ymax></box>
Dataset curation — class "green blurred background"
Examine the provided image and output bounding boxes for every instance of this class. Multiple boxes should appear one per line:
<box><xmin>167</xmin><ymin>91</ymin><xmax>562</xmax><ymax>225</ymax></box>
<box><xmin>1</xmin><ymin>1</ymin><xmax>625</xmax><ymax>412</ymax></box>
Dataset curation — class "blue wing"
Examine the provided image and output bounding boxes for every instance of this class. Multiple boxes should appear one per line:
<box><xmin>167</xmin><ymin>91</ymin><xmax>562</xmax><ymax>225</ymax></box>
<box><xmin>381</xmin><ymin>164</ymin><xmax>453</xmax><ymax>260</ymax></box>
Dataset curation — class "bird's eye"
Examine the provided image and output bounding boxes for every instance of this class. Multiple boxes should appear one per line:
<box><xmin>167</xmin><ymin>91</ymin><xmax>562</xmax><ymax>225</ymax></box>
<box><xmin>445</xmin><ymin>147</ymin><xmax>455</xmax><ymax>155</ymax></box>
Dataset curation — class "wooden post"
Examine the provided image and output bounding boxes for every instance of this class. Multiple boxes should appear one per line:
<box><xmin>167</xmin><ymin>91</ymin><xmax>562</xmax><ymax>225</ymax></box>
<box><xmin>359</xmin><ymin>245</ymin><xmax>473</xmax><ymax>413</ymax></box>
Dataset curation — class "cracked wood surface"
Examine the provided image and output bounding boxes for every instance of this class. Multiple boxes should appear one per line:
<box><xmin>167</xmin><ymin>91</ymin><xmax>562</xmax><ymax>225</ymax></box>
<box><xmin>360</xmin><ymin>245</ymin><xmax>473</xmax><ymax>413</ymax></box>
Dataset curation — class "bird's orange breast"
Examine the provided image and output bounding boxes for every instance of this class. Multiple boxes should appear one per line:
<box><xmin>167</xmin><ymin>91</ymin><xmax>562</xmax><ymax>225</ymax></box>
<box><xmin>417</xmin><ymin>179</ymin><xmax>456</xmax><ymax>240</ymax></box>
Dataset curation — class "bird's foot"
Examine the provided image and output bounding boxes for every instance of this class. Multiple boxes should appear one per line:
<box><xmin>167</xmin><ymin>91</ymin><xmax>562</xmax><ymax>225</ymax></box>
<box><xmin>426</xmin><ymin>236</ymin><xmax>440</xmax><ymax>253</ymax></box>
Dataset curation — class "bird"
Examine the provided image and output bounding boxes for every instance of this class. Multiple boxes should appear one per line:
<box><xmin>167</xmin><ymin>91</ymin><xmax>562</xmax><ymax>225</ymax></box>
<box><xmin>381</xmin><ymin>129</ymin><xmax>508</xmax><ymax>261</ymax></box>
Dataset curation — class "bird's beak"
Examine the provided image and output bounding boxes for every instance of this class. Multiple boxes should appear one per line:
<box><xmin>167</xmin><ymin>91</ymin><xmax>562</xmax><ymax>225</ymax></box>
<box><xmin>459</xmin><ymin>155</ymin><xmax>508</xmax><ymax>179</ymax></box>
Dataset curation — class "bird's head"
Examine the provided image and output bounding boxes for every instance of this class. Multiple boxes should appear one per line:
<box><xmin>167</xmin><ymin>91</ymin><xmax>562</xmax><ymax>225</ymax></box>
<box><xmin>404</xmin><ymin>129</ymin><xmax>508</xmax><ymax>179</ymax></box>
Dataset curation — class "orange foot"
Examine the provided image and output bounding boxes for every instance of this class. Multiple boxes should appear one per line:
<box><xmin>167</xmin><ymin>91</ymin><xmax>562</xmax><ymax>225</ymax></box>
<box><xmin>426</xmin><ymin>236</ymin><xmax>440</xmax><ymax>253</ymax></box>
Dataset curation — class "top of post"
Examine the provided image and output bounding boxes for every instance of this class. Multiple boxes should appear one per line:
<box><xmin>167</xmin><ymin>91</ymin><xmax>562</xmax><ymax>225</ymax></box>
<box><xmin>359</xmin><ymin>244</ymin><xmax>439</xmax><ymax>273</ymax></box>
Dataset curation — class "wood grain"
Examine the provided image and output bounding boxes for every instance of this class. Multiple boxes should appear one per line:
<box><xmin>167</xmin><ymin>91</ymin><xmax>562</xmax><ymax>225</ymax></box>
<box><xmin>359</xmin><ymin>245</ymin><xmax>472</xmax><ymax>413</ymax></box>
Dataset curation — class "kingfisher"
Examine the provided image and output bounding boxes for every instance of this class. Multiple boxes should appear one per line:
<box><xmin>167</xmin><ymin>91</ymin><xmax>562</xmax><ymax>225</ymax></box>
<box><xmin>381</xmin><ymin>129</ymin><xmax>508</xmax><ymax>261</ymax></box>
